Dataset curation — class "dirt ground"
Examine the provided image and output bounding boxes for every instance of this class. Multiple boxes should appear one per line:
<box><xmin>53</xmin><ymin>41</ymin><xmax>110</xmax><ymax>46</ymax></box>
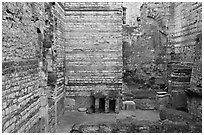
<box><xmin>56</xmin><ymin>109</ymin><xmax>160</xmax><ymax>133</ymax></box>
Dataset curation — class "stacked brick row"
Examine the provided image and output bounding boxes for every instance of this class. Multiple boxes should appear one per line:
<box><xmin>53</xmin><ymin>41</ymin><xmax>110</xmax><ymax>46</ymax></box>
<box><xmin>64</xmin><ymin>2</ymin><xmax>122</xmax><ymax>11</ymax></box>
<box><xmin>166</xmin><ymin>2</ymin><xmax>202</xmax><ymax>121</ymax></box>
<box><xmin>64</xmin><ymin>2</ymin><xmax>123</xmax><ymax>98</ymax></box>
<box><xmin>52</xmin><ymin>2</ymin><xmax>66</xmax><ymax>126</ymax></box>
<box><xmin>66</xmin><ymin>84</ymin><xmax>122</xmax><ymax>96</ymax></box>
<box><xmin>53</xmin><ymin>3</ymin><xmax>66</xmax><ymax>97</ymax></box>
<box><xmin>2</xmin><ymin>60</ymin><xmax>40</xmax><ymax>133</ymax></box>
<box><xmin>168</xmin><ymin>2</ymin><xmax>202</xmax><ymax>62</ymax></box>
<box><xmin>191</xmin><ymin>33</ymin><xmax>202</xmax><ymax>86</ymax></box>
<box><xmin>167</xmin><ymin>3</ymin><xmax>202</xmax><ymax>89</ymax></box>
<box><xmin>2</xmin><ymin>2</ymin><xmax>45</xmax><ymax>133</ymax></box>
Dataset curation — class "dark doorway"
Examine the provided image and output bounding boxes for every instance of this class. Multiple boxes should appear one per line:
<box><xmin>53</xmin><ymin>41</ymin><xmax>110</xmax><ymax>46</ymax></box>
<box><xmin>109</xmin><ymin>99</ymin><xmax>116</xmax><ymax>113</ymax></box>
<box><xmin>90</xmin><ymin>96</ymin><xmax>95</xmax><ymax>113</ymax></box>
<box><xmin>99</xmin><ymin>98</ymin><xmax>105</xmax><ymax>113</ymax></box>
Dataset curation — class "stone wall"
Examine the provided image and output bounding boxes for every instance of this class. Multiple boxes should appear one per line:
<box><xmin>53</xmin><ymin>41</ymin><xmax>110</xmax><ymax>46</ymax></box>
<box><xmin>64</xmin><ymin>2</ymin><xmax>123</xmax><ymax>108</ymax></box>
<box><xmin>2</xmin><ymin>2</ymin><xmax>66</xmax><ymax>133</ymax></box>
<box><xmin>122</xmin><ymin>3</ymin><xmax>171</xmax><ymax>87</ymax></box>
<box><xmin>168</xmin><ymin>2</ymin><xmax>202</xmax><ymax>118</ymax></box>
<box><xmin>43</xmin><ymin>2</ymin><xmax>66</xmax><ymax>132</ymax></box>
<box><xmin>2</xmin><ymin>2</ymin><xmax>44</xmax><ymax>133</ymax></box>
<box><xmin>168</xmin><ymin>2</ymin><xmax>202</xmax><ymax>63</ymax></box>
<box><xmin>167</xmin><ymin>2</ymin><xmax>202</xmax><ymax>85</ymax></box>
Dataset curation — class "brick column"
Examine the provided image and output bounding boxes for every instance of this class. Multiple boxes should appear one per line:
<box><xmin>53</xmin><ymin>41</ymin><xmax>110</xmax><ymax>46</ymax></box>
<box><xmin>115</xmin><ymin>98</ymin><xmax>119</xmax><ymax>113</ymax></box>
<box><xmin>105</xmin><ymin>98</ymin><xmax>109</xmax><ymax>113</ymax></box>
<box><xmin>95</xmin><ymin>98</ymin><xmax>99</xmax><ymax>113</ymax></box>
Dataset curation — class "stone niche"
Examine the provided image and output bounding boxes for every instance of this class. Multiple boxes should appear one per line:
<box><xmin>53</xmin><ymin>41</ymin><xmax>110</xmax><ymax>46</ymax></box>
<box><xmin>93</xmin><ymin>91</ymin><xmax>121</xmax><ymax>113</ymax></box>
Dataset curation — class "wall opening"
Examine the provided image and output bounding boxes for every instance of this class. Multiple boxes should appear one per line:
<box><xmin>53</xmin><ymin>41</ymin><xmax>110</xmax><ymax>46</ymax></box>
<box><xmin>90</xmin><ymin>96</ymin><xmax>95</xmax><ymax>113</ymax></box>
<box><xmin>122</xmin><ymin>6</ymin><xmax>127</xmax><ymax>24</ymax></box>
<box><xmin>109</xmin><ymin>99</ymin><xmax>116</xmax><ymax>113</ymax></box>
<box><xmin>99</xmin><ymin>98</ymin><xmax>105</xmax><ymax>113</ymax></box>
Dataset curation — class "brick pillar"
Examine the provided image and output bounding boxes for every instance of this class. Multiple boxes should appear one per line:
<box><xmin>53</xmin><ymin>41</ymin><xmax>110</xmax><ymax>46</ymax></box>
<box><xmin>105</xmin><ymin>98</ymin><xmax>109</xmax><ymax>113</ymax></box>
<box><xmin>95</xmin><ymin>98</ymin><xmax>99</xmax><ymax>113</ymax></box>
<box><xmin>115</xmin><ymin>98</ymin><xmax>119</xmax><ymax>113</ymax></box>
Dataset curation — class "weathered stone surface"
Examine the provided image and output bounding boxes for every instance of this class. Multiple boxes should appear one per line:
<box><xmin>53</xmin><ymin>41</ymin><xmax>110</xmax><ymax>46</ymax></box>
<box><xmin>2</xmin><ymin>2</ymin><xmax>66</xmax><ymax>133</ymax></box>
<box><xmin>122</xmin><ymin>2</ymin><xmax>170</xmax><ymax>87</ymax></box>
<box><xmin>2</xmin><ymin>2</ymin><xmax>45</xmax><ymax>133</ymax></box>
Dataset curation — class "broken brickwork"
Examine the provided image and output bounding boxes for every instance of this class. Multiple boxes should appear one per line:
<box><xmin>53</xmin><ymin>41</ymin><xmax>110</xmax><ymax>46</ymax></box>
<box><xmin>2</xmin><ymin>2</ymin><xmax>202</xmax><ymax>133</ymax></box>
<box><xmin>43</xmin><ymin>2</ymin><xmax>66</xmax><ymax>132</ymax></box>
<box><xmin>2</xmin><ymin>2</ymin><xmax>66</xmax><ymax>133</ymax></box>
<box><xmin>122</xmin><ymin>3</ymin><xmax>171</xmax><ymax>87</ymax></box>
<box><xmin>167</xmin><ymin>2</ymin><xmax>202</xmax><ymax>119</ymax></box>
<box><xmin>2</xmin><ymin>2</ymin><xmax>44</xmax><ymax>133</ymax></box>
<box><xmin>64</xmin><ymin>2</ymin><xmax>123</xmax><ymax>109</ymax></box>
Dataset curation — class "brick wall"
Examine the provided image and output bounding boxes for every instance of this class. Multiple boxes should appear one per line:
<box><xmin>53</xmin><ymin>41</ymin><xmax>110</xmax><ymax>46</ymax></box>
<box><xmin>2</xmin><ymin>2</ymin><xmax>66</xmax><ymax>133</ymax></box>
<box><xmin>43</xmin><ymin>2</ymin><xmax>66</xmax><ymax>132</ymax></box>
<box><xmin>52</xmin><ymin>2</ymin><xmax>66</xmax><ymax>127</ymax></box>
<box><xmin>122</xmin><ymin>3</ymin><xmax>171</xmax><ymax>87</ymax></box>
<box><xmin>168</xmin><ymin>2</ymin><xmax>202</xmax><ymax>63</ymax></box>
<box><xmin>2</xmin><ymin>2</ymin><xmax>44</xmax><ymax>133</ymax></box>
<box><xmin>167</xmin><ymin>2</ymin><xmax>202</xmax><ymax>119</ymax></box>
<box><xmin>64</xmin><ymin>2</ymin><xmax>123</xmax><ymax>108</ymax></box>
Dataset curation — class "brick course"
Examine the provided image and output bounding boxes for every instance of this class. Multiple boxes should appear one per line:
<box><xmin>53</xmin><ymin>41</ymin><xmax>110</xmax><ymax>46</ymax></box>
<box><xmin>64</xmin><ymin>2</ymin><xmax>123</xmax><ymax>107</ymax></box>
<box><xmin>167</xmin><ymin>2</ymin><xmax>202</xmax><ymax>118</ymax></box>
<box><xmin>2</xmin><ymin>2</ymin><xmax>44</xmax><ymax>133</ymax></box>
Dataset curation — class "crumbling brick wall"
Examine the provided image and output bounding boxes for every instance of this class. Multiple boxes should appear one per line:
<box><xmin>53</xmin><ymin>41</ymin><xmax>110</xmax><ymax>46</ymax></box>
<box><xmin>64</xmin><ymin>2</ymin><xmax>123</xmax><ymax>109</ymax></box>
<box><xmin>2</xmin><ymin>2</ymin><xmax>66</xmax><ymax>133</ymax></box>
<box><xmin>167</xmin><ymin>2</ymin><xmax>202</xmax><ymax>120</ymax></box>
<box><xmin>122</xmin><ymin>2</ymin><xmax>171</xmax><ymax>87</ymax></box>
<box><xmin>43</xmin><ymin>2</ymin><xmax>66</xmax><ymax>132</ymax></box>
<box><xmin>2</xmin><ymin>2</ymin><xmax>44</xmax><ymax>133</ymax></box>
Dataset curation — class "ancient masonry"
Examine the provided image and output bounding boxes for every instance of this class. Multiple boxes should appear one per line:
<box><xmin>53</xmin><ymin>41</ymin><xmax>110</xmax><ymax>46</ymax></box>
<box><xmin>2</xmin><ymin>2</ymin><xmax>66</xmax><ymax>133</ymax></box>
<box><xmin>122</xmin><ymin>2</ymin><xmax>202</xmax><ymax>120</ymax></box>
<box><xmin>64</xmin><ymin>2</ymin><xmax>123</xmax><ymax>112</ymax></box>
<box><xmin>2</xmin><ymin>2</ymin><xmax>202</xmax><ymax>133</ymax></box>
<box><xmin>2</xmin><ymin>2</ymin><xmax>123</xmax><ymax>132</ymax></box>
<box><xmin>122</xmin><ymin>2</ymin><xmax>172</xmax><ymax>86</ymax></box>
<box><xmin>169</xmin><ymin>2</ymin><xmax>202</xmax><ymax>120</ymax></box>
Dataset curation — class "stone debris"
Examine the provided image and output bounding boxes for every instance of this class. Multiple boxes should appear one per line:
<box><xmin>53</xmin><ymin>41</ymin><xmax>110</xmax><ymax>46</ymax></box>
<box><xmin>2</xmin><ymin>1</ymin><xmax>202</xmax><ymax>133</ymax></box>
<box><xmin>69</xmin><ymin>119</ymin><xmax>201</xmax><ymax>133</ymax></box>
